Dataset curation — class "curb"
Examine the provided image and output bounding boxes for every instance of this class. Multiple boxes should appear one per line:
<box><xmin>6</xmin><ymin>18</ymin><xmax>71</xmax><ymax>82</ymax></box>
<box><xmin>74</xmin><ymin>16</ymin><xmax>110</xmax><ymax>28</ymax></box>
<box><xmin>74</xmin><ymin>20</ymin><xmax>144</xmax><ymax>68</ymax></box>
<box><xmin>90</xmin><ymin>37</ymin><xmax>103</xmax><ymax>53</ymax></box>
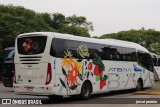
<box><xmin>133</xmin><ymin>91</ymin><xmax>160</xmax><ymax>95</ymax></box>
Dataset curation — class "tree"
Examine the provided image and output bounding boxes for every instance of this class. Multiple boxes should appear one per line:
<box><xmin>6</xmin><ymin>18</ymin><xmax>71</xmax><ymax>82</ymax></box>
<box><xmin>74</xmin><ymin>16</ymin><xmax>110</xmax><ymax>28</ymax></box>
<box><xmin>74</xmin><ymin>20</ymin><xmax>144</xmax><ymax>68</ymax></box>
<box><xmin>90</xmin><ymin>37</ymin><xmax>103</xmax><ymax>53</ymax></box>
<box><xmin>0</xmin><ymin>4</ymin><xmax>94</xmax><ymax>56</ymax></box>
<box><xmin>99</xmin><ymin>29</ymin><xmax>160</xmax><ymax>54</ymax></box>
<box><xmin>51</xmin><ymin>13</ymin><xmax>66</xmax><ymax>30</ymax></box>
<box><xmin>0</xmin><ymin>4</ymin><xmax>55</xmax><ymax>55</ymax></box>
<box><xmin>41</xmin><ymin>13</ymin><xmax>93</xmax><ymax>37</ymax></box>
<box><xmin>60</xmin><ymin>25</ymin><xmax>90</xmax><ymax>37</ymax></box>
<box><xmin>66</xmin><ymin>14</ymin><xmax>93</xmax><ymax>32</ymax></box>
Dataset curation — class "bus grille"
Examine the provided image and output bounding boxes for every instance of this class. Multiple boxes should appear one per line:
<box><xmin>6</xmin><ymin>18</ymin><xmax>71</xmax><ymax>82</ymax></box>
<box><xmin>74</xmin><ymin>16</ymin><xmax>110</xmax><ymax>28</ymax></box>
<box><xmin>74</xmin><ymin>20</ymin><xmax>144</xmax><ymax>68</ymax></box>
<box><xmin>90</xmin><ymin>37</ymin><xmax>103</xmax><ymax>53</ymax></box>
<box><xmin>19</xmin><ymin>56</ymin><xmax>42</xmax><ymax>64</ymax></box>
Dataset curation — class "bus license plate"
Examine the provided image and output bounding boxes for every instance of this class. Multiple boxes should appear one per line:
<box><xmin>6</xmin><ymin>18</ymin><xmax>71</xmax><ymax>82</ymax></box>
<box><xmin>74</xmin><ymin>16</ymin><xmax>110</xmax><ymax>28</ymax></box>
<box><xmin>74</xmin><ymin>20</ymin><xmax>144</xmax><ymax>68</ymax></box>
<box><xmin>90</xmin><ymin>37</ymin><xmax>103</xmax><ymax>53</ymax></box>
<box><xmin>26</xmin><ymin>87</ymin><xmax>33</xmax><ymax>91</ymax></box>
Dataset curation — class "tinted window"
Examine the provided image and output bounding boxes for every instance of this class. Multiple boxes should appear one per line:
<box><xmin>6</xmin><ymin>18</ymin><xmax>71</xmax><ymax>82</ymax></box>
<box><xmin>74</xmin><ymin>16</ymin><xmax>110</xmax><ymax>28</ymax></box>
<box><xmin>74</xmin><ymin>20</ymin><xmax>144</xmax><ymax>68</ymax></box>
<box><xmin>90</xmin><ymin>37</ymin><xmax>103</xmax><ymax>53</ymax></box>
<box><xmin>50</xmin><ymin>38</ymin><xmax>65</xmax><ymax>58</ymax></box>
<box><xmin>86</xmin><ymin>43</ymin><xmax>103</xmax><ymax>59</ymax></box>
<box><xmin>102</xmin><ymin>46</ymin><xmax>136</xmax><ymax>61</ymax></box>
<box><xmin>151</xmin><ymin>55</ymin><xmax>158</xmax><ymax>66</ymax></box>
<box><xmin>102</xmin><ymin>46</ymin><xmax>113</xmax><ymax>60</ymax></box>
<box><xmin>17</xmin><ymin>36</ymin><xmax>47</xmax><ymax>55</ymax></box>
<box><xmin>50</xmin><ymin>38</ymin><xmax>103</xmax><ymax>59</ymax></box>
<box><xmin>121</xmin><ymin>47</ymin><xmax>137</xmax><ymax>61</ymax></box>
<box><xmin>50</xmin><ymin>38</ymin><xmax>137</xmax><ymax>62</ymax></box>
<box><xmin>138</xmin><ymin>51</ymin><xmax>153</xmax><ymax>72</ymax></box>
<box><xmin>6</xmin><ymin>50</ymin><xmax>15</xmax><ymax>59</ymax></box>
<box><xmin>3</xmin><ymin>49</ymin><xmax>14</xmax><ymax>59</ymax></box>
<box><xmin>50</xmin><ymin>38</ymin><xmax>81</xmax><ymax>58</ymax></box>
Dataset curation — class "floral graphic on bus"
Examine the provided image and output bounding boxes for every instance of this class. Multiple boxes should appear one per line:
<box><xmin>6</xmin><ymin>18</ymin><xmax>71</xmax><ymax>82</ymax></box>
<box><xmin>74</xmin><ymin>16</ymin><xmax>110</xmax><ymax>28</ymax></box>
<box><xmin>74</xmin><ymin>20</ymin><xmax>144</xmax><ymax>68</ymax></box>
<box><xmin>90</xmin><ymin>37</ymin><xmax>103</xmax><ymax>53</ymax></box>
<box><xmin>59</xmin><ymin>43</ymin><xmax>107</xmax><ymax>93</ymax></box>
<box><xmin>22</xmin><ymin>38</ymin><xmax>39</xmax><ymax>53</ymax></box>
<box><xmin>60</xmin><ymin>58</ymin><xmax>82</xmax><ymax>91</ymax></box>
<box><xmin>92</xmin><ymin>56</ymin><xmax>108</xmax><ymax>89</ymax></box>
<box><xmin>88</xmin><ymin>62</ymin><xmax>92</xmax><ymax>70</ymax></box>
<box><xmin>61</xmin><ymin>58</ymin><xmax>76</xmax><ymax>70</ymax></box>
<box><xmin>64</xmin><ymin>49</ymin><xmax>73</xmax><ymax>58</ymax></box>
<box><xmin>77</xmin><ymin>43</ymin><xmax>89</xmax><ymax>58</ymax></box>
<box><xmin>66</xmin><ymin>62</ymin><xmax>82</xmax><ymax>87</ymax></box>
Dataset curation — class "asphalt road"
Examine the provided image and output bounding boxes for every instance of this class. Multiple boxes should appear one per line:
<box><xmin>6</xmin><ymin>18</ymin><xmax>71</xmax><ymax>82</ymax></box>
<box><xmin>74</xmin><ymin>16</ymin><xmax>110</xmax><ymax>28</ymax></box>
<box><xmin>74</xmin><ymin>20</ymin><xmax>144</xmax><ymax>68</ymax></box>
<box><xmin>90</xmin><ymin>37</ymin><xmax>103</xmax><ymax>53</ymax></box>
<box><xmin>1</xmin><ymin>83</ymin><xmax>160</xmax><ymax>107</ymax></box>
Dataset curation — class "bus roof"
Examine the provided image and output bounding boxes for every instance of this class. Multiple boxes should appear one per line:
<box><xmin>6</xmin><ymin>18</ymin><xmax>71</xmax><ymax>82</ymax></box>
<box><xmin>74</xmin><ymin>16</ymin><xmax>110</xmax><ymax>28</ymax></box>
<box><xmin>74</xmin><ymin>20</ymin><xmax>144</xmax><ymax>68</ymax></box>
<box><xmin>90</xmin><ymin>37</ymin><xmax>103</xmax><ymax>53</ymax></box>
<box><xmin>150</xmin><ymin>52</ymin><xmax>160</xmax><ymax>58</ymax></box>
<box><xmin>17</xmin><ymin>32</ymin><xmax>149</xmax><ymax>53</ymax></box>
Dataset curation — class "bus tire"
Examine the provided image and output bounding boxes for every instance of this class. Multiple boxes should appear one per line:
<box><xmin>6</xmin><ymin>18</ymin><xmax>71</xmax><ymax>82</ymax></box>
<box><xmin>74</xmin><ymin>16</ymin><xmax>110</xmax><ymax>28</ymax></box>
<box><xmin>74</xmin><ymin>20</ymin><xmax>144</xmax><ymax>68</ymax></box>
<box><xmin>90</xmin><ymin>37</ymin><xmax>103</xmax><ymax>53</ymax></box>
<box><xmin>80</xmin><ymin>81</ymin><xmax>92</xmax><ymax>99</ymax></box>
<box><xmin>136</xmin><ymin>79</ymin><xmax>143</xmax><ymax>91</ymax></box>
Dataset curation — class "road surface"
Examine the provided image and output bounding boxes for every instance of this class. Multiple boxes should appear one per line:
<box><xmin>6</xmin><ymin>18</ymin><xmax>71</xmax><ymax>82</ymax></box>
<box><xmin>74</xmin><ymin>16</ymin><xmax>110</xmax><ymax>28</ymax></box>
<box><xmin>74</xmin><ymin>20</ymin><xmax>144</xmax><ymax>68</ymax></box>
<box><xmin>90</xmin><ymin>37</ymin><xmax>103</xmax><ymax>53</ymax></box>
<box><xmin>0</xmin><ymin>83</ymin><xmax>160</xmax><ymax>107</ymax></box>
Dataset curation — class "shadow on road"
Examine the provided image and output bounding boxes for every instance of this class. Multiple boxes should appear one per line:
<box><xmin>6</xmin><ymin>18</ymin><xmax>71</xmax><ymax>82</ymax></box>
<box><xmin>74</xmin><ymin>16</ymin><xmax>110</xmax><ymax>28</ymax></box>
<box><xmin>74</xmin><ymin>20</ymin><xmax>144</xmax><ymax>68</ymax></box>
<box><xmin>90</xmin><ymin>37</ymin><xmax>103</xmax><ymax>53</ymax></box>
<box><xmin>41</xmin><ymin>89</ymin><xmax>135</xmax><ymax>104</ymax></box>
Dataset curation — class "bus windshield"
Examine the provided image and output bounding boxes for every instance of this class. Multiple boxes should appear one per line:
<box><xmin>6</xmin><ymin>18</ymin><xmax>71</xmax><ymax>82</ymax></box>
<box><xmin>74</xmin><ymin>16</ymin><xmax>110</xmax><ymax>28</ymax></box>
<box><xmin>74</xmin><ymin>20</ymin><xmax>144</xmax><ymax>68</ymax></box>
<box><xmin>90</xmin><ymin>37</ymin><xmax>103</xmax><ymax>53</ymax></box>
<box><xmin>6</xmin><ymin>50</ymin><xmax>14</xmax><ymax>59</ymax></box>
<box><xmin>17</xmin><ymin>36</ymin><xmax>47</xmax><ymax>55</ymax></box>
<box><xmin>3</xmin><ymin>48</ymin><xmax>14</xmax><ymax>59</ymax></box>
<box><xmin>3</xmin><ymin>50</ymin><xmax>13</xmax><ymax>59</ymax></box>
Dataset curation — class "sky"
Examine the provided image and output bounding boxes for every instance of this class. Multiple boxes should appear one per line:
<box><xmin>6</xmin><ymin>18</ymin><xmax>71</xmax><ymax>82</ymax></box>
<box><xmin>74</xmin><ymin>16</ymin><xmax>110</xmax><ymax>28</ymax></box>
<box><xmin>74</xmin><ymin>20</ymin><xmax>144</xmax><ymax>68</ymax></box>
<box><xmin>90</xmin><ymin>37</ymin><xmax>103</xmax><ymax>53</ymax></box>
<box><xmin>0</xmin><ymin>0</ymin><xmax>160</xmax><ymax>37</ymax></box>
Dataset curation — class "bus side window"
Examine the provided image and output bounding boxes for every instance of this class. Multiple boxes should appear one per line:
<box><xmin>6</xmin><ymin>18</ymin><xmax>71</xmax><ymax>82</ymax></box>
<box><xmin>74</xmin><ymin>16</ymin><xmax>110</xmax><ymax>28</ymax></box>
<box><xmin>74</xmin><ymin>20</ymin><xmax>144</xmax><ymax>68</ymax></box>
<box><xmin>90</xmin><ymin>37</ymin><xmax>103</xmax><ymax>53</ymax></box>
<box><xmin>119</xmin><ymin>54</ymin><xmax>124</xmax><ymax>61</ymax></box>
<box><xmin>50</xmin><ymin>40</ymin><xmax>57</xmax><ymax>57</ymax></box>
<box><xmin>112</xmin><ymin>54</ymin><xmax>119</xmax><ymax>60</ymax></box>
<box><xmin>89</xmin><ymin>52</ymin><xmax>97</xmax><ymax>59</ymax></box>
<box><xmin>125</xmin><ymin>56</ymin><xmax>130</xmax><ymax>61</ymax></box>
<box><xmin>137</xmin><ymin>51</ymin><xmax>153</xmax><ymax>71</ymax></box>
<box><xmin>104</xmin><ymin>53</ymin><xmax>112</xmax><ymax>60</ymax></box>
<box><xmin>71</xmin><ymin>50</ymin><xmax>80</xmax><ymax>58</ymax></box>
<box><xmin>121</xmin><ymin>47</ymin><xmax>136</xmax><ymax>62</ymax></box>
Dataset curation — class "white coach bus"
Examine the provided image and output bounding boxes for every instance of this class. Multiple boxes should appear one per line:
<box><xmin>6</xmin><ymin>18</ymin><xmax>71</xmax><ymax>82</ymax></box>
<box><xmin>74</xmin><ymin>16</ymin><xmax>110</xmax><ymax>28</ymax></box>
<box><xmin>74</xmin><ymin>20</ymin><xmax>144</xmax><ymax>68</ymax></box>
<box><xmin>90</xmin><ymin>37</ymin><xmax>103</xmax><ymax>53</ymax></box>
<box><xmin>14</xmin><ymin>32</ymin><xmax>154</xmax><ymax>99</ymax></box>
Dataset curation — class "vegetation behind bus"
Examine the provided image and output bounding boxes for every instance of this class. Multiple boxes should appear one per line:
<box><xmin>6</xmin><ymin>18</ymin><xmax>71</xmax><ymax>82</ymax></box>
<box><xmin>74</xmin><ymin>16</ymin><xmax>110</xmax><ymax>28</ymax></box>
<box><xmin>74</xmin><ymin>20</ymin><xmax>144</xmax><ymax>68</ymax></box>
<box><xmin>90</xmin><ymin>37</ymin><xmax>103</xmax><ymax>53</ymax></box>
<box><xmin>0</xmin><ymin>4</ymin><xmax>93</xmax><ymax>57</ymax></box>
<box><xmin>99</xmin><ymin>29</ymin><xmax>160</xmax><ymax>55</ymax></box>
<box><xmin>0</xmin><ymin>4</ymin><xmax>160</xmax><ymax>58</ymax></box>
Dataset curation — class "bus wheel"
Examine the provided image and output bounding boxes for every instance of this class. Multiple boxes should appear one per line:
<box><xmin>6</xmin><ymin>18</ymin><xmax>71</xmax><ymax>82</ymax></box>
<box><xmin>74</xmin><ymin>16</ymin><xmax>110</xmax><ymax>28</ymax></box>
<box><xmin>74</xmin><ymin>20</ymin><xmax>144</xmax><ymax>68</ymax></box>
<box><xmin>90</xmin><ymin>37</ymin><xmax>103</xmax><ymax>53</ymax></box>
<box><xmin>136</xmin><ymin>79</ymin><xmax>143</xmax><ymax>91</ymax></box>
<box><xmin>80</xmin><ymin>82</ymin><xmax>92</xmax><ymax>99</ymax></box>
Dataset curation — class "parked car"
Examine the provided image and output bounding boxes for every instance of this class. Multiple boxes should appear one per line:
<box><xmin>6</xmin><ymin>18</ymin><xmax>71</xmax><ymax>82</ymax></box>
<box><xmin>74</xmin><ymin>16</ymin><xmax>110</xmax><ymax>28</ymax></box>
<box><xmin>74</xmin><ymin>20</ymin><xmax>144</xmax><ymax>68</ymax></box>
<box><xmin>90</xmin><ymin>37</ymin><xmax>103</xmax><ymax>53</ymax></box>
<box><xmin>2</xmin><ymin>47</ymin><xmax>15</xmax><ymax>87</ymax></box>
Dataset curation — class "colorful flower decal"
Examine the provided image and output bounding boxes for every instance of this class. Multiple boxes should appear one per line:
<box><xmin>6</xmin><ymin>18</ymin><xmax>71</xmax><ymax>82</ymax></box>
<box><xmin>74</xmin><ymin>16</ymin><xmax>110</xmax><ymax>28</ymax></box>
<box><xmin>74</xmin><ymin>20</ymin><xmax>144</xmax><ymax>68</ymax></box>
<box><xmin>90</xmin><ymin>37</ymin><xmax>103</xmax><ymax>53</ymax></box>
<box><xmin>77</xmin><ymin>43</ymin><xmax>89</xmax><ymax>58</ymax></box>
<box><xmin>66</xmin><ymin>63</ymin><xmax>80</xmax><ymax>87</ymax></box>
<box><xmin>64</xmin><ymin>49</ymin><xmax>73</xmax><ymax>58</ymax></box>
<box><xmin>59</xmin><ymin>43</ymin><xmax>107</xmax><ymax>93</ymax></box>
<box><xmin>61</xmin><ymin>58</ymin><xmax>75</xmax><ymax>70</ymax></box>
<box><xmin>100</xmin><ymin>80</ymin><xmax>106</xmax><ymax>89</ymax></box>
<box><xmin>22</xmin><ymin>38</ymin><xmax>39</xmax><ymax>53</ymax></box>
<box><xmin>60</xmin><ymin>58</ymin><xmax>83</xmax><ymax>91</ymax></box>
<box><xmin>88</xmin><ymin>62</ymin><xmax>92</xmax><ymax>70</ymax></box>
<box><xmin>92</xmin><ymin>56</ymin><xmax>108</xmax><ymax>90</ymax></box>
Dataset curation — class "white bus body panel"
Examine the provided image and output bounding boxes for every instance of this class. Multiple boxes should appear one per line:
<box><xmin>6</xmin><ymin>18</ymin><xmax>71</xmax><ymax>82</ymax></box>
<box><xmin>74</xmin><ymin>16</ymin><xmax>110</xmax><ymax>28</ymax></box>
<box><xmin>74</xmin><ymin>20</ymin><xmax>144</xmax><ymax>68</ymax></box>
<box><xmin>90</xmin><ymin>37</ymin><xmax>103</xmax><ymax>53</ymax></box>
<box><xmin>14</xmin><ymin>33</ymin><xmax>56</xmax><ymax>95</ymax></box>
<box><xmin>13</xmin><ymin>32</ymin><xmax>154</xmax><ymax>96</ymax></box>
<box><xmin>154</xmin><ymin>66</ymin><xmax>160</xmax><ymax>79</ymax></box>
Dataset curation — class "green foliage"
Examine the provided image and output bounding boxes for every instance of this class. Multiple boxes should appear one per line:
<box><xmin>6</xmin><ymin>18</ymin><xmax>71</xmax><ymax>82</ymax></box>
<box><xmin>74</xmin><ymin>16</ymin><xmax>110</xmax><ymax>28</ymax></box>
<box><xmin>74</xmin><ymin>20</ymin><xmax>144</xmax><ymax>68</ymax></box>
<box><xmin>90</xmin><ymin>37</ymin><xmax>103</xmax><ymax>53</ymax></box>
<box><xmin>0</xmin><ymin>5</ymin><xmax>55</xmax><ymax>53</ymax></box>
<box><xmin>99</xmin><ymin>29</ymin><xmax>160</xmax><ymax>54</ymax></box>
<box><xmin>66</xmin><ymin>14</ymin><xmax>93</xmax><ymax>32</ymax></box>
<box><xmin>0</xmin><ymin>4</ymin><xmax>93</xmax><ymax>56</ymax></box>
<box><xmin>41</xmin><ymin>13</ymin><xmax>91</xmax><ymax>37</ymax></box>
<box><xmin>60</xmin><ymin>25</ymin><xmax>90</xmax><ymax>37</ymax></box>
